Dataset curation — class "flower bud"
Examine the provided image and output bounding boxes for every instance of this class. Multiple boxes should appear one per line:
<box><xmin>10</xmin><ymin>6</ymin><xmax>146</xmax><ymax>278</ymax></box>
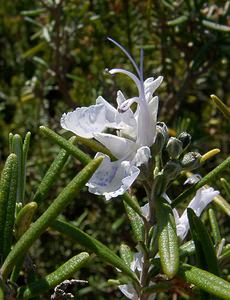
<box><xmin>178</xmin><ymin>132</ymin><xmax>191</xmax><ymax>150</ymax></box>
<box><xmin>151</xmin><ymin>123</ymin><xmax>168</xmax><ymax>155</ymax></box>
<box><xmin>166</xmin><ymin>137</ymin><xmax>183</xmax><ymax>159</ymax></box>
<box><xmin>181</xmin><ymin>152</ymin><xmax>202</xmax><ymax>170</ymax></box>
<box><xmin>163</xmin><ymin>160</ymin><xmax>182</xmax><ymax>179</ymax></box>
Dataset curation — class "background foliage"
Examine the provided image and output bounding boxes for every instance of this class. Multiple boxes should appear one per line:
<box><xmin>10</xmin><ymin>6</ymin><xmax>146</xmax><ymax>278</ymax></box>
<box><xmin>0</xmin><ymin>0</ymin><xmax>229</xmax><ymax>299</ymax></box>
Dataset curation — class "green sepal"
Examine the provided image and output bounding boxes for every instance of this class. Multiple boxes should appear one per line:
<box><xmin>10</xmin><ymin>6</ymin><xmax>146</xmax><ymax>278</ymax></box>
<box><xmin>1</xmin><ymin>157</ymin><xmax>103</xmax><ymax>279</ymax></box>
<box><xmin>179</xmin><ymin>263</ymin><xmax>230</xmax><ymax>299</ymax></box>
<box><xmin>0</xmin><ymin>153</ymin><xmax>18</xmax><ymax>260</ymax></box>
<box><xmin>19</xmin><ymin>252</ymin><xmax>90</xmax><ymax>299</ymax></box>
<box><xmin>52</xmin><ymin>219</ymin><xmax>138</xmax><ymax>283</ymax></box>
<box><xmin>187</xmin><ymin>208</ymin><xmax>219</xmax><ymax>275</ymax></box>
<box><xmin>155</xmin><ymin>196</ymin><xmax>179</xmax><ymax>278</ymax></box>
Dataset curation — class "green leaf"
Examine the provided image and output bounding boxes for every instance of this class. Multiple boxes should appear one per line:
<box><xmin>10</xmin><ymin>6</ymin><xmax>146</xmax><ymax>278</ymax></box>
<box><xmin>119</xmin><ymin>244</ymin><xmax>133</xmax><ymax>267</ymax></box>
<box><xmin>19</xmin><ymin>252</ymin><xmax>90</xmax><ymax>299</ymax></box>
<box><xmin>1</xmin><ymin>157</ymin><xmax>102</xmax><ymax>279</ymax></box>
<box><xmin>22</xmin><ymin>42</ymin><xmax>46</xmax><ymax>59</ymax></box>
<box><xmin>213</xmin><ymin>194</ymin><xmax>230</xmax><ymax>218</ymax></box>
<box><xmin>155</xmin><ymin>197</ymin><xmax>179</xmax><ymax>278</ymax></box>
<box><xmin>123</xmin><ymin>199</ymin><xmax>144</xmax><ymax>242</ymax></box>
<box><xmin>52</xmin><ymin>219</ymin><xmax>138</xmax><ymax>283</ymax></box>
<box><xmin>172</xmin><ymin>156</ymin><xmax>230</xmax><ymax>208</ymax></box>
<box><xmin>208</xmin><ymin>208</ymin><xmax>221</xmax><ymax>245</ymax></box>
<box><xmin>33</xmin><ymin>136</ymin><xmax>77</xmax><ymax>204</ymax></box>
<box><xmin>179</xmin><ymin>240</ymin><xmax>195</xmax><ymax>257</ymax></box>
<box><xmin>122</xmin><ymin>193</ymin><xmax>142</xmax><ymax>216</ymax></box>
<box><xmin>75</xmin><ymin>135</ymin><xmax>116</xmax><ymax>159</ymax></box>
<box><xmin>187</xmin><ymin>208</ymin><xmax>219</xmax><ymax>275</ymax></box>
<box><xmin>11</xmin><ymin>134</ymin><xmax>23</xmax><ymax>203</ymax></box>
<box><xmin>179</xmin><ymin>263</ymin><xmax>230</xmax><ymax>299</ymax></box>
<box><xmin>0</xmin><ymin>278</ymin><xmax>4</xmax><ymax>300</ymax></box>
<box><xmin>0</xmin><ymin>154</ymin><xmax>18</xmax><ymax>260</ymax></box>
<box><xmin>202</xmin><ymin>20</ymin><xmax>230</xmax><ymax>32</ymax></box>
<box><xmin>39</xmin><ymin>126</ymin><xmax>91</xmax><ymax>165</ymax></box>
<box><xmin>166</xmin><ymin>15</ymin><xmax>188</xmax><ymax>26</ymax></box>
<box><xmin>210</xmin><ymin>95</ymin><xmax>230</xmax><ymax>120</ymax></box>
<box><xmin>220</xmin><ymin>177</ymin><xmax>230</xmax><ymax>200</ymax></box>
<box><xmin>22</xmin><ymin>132</ymin><xmax>31</xmax><ymax>203</ymax></box>
<box><xmin>15</xmin><ymin>202</ymin><xmax>38</xmax><ymax>239</ymax></box>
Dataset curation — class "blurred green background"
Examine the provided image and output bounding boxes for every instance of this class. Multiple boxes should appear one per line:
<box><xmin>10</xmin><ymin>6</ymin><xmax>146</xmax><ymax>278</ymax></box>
<box><xmin>0</xmin><ymin>1</ymin><xmax>229</xmax><ymax>298</ymax></box>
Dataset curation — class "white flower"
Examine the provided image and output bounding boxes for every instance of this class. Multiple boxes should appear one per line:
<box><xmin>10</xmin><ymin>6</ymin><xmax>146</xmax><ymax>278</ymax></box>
<box><xmin>140</xmin><ymin>187</ymin><xmax>219</xmax><ymax>240</ymax></box>
<box><xmin>118</xmin><ymin>252</ymin><xmax>156</xmax><ymax>300</ymax></box>
<box><xmin>119</xmin><ymin>283</ymin><xmax>139</xmax><ymax>300</ymax></box>
<box><xmin>173</xmin><ymin>187</ymin><xmax>219</xmax><ymax>240</ymax></box>
<box><xmin>61</xmin><ymin>40</ymin><xmax>163</xmax><ymax>200</ymax></box>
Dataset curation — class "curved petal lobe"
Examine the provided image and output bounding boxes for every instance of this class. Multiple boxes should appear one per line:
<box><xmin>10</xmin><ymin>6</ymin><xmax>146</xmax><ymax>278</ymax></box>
<box><xmin>86</xmin><ymin>154</ymin><xmax>140</xmax><ymax>200</ymax></box>
<box><xmin>61</xmin><ymin>97</ymin><xmax>117</xmax><ymax>138</ymax></box>
<box><xmin>93</xmin><ymin>133</ymin><xmax>136</xmax><ymax>159</ymax></box>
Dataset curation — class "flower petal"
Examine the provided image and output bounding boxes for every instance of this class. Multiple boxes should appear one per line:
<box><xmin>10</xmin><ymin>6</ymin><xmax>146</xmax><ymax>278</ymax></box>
<box><xmin>118</xmin><ymin>284</ymin><xmax>138</xmax><ymax>300</ymax></box>
<box><xmin>133</xmin><ymin>146</ymin><xmax>151</xmax><ymax>167</ymax></box>
<box><xmin>177</xmin><ymin>187</ymin><xmax>219</xmax><ymax>240</ymax></box>
<box><xmin>130</xmin><ymin>252</ymin><xmax>144</xmax><ymax>272</ymax></box>
<box><xmin>184</xmin><ymin>174</ymin><xmax>202</xmax><ymax>185</ymax></box>
<box><xmin>144</xmin><ymin>76</ymin><xmax>163</xmax><ymax>102</ymax></box>
<box><xmin>61</xmin><ymin>96</ymin><xmax>117</xmax><ymax>138</ymax></box>
<box><xmin>93</xmin><ymin>133</ymin><xmax>136</xmax><ymax>159</ymax></box>
<box><xmin>86</xmin><ymin>154</ymin><xmax>140</xmax><ymax>200</ymax></box>
<box><xmin>187</xmin><ymin>187</ymin><xmax>219</xmax><ymax>216</ymax></box>
<box><xmin>141</xmin><ymin>203</ymin><xmax>149</xmax><ymax>220</ymax></box>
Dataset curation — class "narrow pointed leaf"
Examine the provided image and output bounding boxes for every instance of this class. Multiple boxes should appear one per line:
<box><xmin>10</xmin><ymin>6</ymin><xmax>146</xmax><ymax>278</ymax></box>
<box><xmin>202</xmin><ymin>20</ymin><xmax>230</xmax><ymax>32</ymax></box>
<box><xmin>15</xmin><ymin>202</ymin><xmax>38</xmax><ymax>239</ymax></box>
<box><xmin>179</xmin><ymin>240</ymin><xmax>195</xmax><ymax>257</ymax></box>
<box><xmin>156</xmin><ymin>197</ymin><xmax>179</xmax><ymax>278</ymax></box>
<box><xmin>2</xmin><ymin>155</ymin><xmax>18</xmax><ymax>259</ymax></box>
<box><xmin>179</xmin><ymin>263</ymin><xmax>230</xmax><ymax>299</ymax></box>
<box><xmin>210</xmin><ymin>95</ymin><xmax>230</xmax><ymax>120</ymax></box>
<box><xmin>220</xmin><ymin>177</ymin><xmax>230</xmax><ymax>200</ymax></box>
<box><xmin>213</xmin><ymin>194</ymin><xmax>230</xmax><ymax>218</ymax></box>
<box><xmin>52</xmin><ymin>219</ymin><xmax>138</xmax><ymax>283</ymax></box>
<box><xmin>33</xmin><ymin>136</ymin><xmax>77</xmax><ymax>204</ymax></box>
<box><xmin>1</xmin><ymin>157</ymin><xmax>102</xmax><ymax>279</ymax></box>
<box><xmin>122</xmin><ymin>193</ymin><xmax>142</xmax><ymax>217</ymax></box>
<box><xmin>0</xmin><ymin>154</ymin><xmax>18</xmax><ymax>260</ymax></box>
<box><xmin>39</xmin><ymin>126</ymin><xmax>91</xmax><ymax>165</ymax></box>
<box><xmin>187</xmin><ymin>208</ymin><xmax>219</xmax><ymax>275</ymax></box>
<box><xmin>119</xmin><ymin>244</ymin><xmax>133</xmax><ymax>267</ymax></box>
<box><xmin>208</xmin><ymin>208</ymin><xmax>221</xmax><ymax>245</ymax></box>
<box><xmin>123</xmin><ymin>200</ymin><xmax>144</xmax><ymax>242</ymax></box>
<box><xmin>22</xmin><ymin>132</ymin><xmax>31</xmax><ymax>203</ymax></box>
<box><xmin>75</xmin><ymin>135</ymin><xmax>115</xmax><ymax>159</ymax></box>
<box><xmin>11</xmin><ymin>134</ymin><xmax>23</xmax><ymax>203</ymax></box>
<box><xmin>19</xmin><ymin>252</ymin><xmax>90</xmax><ymax>299</ymax></box>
